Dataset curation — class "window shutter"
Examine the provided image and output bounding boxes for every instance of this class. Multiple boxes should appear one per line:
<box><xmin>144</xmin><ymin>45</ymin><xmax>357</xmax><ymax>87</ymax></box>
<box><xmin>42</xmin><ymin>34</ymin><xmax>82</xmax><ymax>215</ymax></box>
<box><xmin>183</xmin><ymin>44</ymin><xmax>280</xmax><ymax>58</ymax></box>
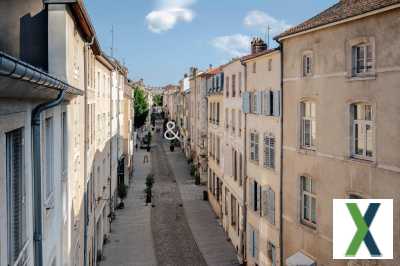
<box><xmin>256</xmin><ymin>184</ymin><xmax>261</xmax><ymax>213</ymax></box>
<box><xmin>242</xmin><ymin>91</ymin><xmax>250</xmax><ymax>114</ymax></box>
<box><xmin>262</xmin><ymin>187</ymin><xmax>268</xmax><ymax>217</ymax></box>
<box><xmin>256</xmin><ymin>91</ymin><xmax>262</xmax><ymax>114</ymax></box>
<box><xmin>273</xmin><ymin>90</ymin><xmax>281</xmax><ymax>116</ymax></box>
<box><xmin>264</xmin><ymin>91</ymin><xmax>271</xmax><ymax>116</ymax></box>
<box><xmin>249</xmin><ymin>179</ymin><xmax>254</xmax><ymax>209</ymax></box>
<box><xmin>268</xmin><ymin>188</ymin><xmax>275</xmax><ymax>225</ymax></box>
<box><xmin>220</xmin><ymin>72</ymin><xmax>224</xmax><ymax>89</ymax></box>
<box><xmin>366</xmin><ymin>44</ymin><xmax>373</xmax><ymax>70</ymax></box>
<box><xmin>255</xmin><ymin>230</ymin><xmax>259</xmax><ymax>260</ymax></box>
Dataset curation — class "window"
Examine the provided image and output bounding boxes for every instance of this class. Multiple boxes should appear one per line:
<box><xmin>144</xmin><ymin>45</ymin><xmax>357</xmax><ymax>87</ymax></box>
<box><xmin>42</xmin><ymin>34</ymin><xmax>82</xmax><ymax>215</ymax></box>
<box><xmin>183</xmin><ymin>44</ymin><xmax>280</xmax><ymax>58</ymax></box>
<box><xmin>267</xmin><ymin>241</ymin><xmax>276</xmax><ymax>266</ymax></box>
<box><xmin>216</xmin><ymin>136</ymin><xmax>220</xmax><ymax>164</ymax></box>
<box><xmin>301</xmin><ymin>176</ymin><xmax>316</xmax><ymax>226</ymax></box>
<box><xmin>232</xmin><ymin>74</ymin><xmax>236</xmax><ymax>97</ymax></box>
<box><xmin>62</xmin><ymin>112</ymin><xmax>68</xmax><ymax>177</ymax></box>
<box><xmin>238</xmin><ymin>111</ymin><xmax>242</xmax><ymax>136</ymax></box>
<box><xmin>250</xmin><ymin>180</ymin><xmax>260</xmax><ymax>212</ymax></box>
<box><xmin>249</xmin><ymin>226</ymin><xmax>258</xmax><ymax>259</ymax></box>
<box><xmin>300</xmin><ymin>101</ymin><xmax>316</xmax><ymax>149</ymax></box>
<box><xmin>262</xmin><ymin>187</ymin><xmax>275</xmax><ymax>224</ymax></box>
<box><xmin>238</xmin><ymin>72</ymin><xmax>242</xmax><ymax>95</ymax></box>
<box><xmin>250</xmin><ymin>132</ymin><xmax>259</xmax><ymax>161</ymax></box>
<box><xmin>233</xmin><ymin>149</ymin><xmax>238</xmax><ymax>181</ymax></box>
<box><xmin>225</xmin><ymin>188</ymin><xmax>229</xmax><ymax>215</ymax></box>
<box><xmin>263</xmin><ymin>134</ymin><xmax>275</xmax><ymax>169</ymax></box>
<box><xmin>352</xmin><ymin>43</ymin><xmax>373</xmax><ymax>76</ymax></box>
<box><xmin>225</xmin><ymin>108</ymin><xmax>229</xmax><ymax>130</ymax></box>
<box><xmin>251</xmin><ymin>92</ymin><xmax>258</xmax><ymax>114</ymax></box>
<box><xmin>268</xmin><ymin>59</ymin><xmax>272</xmax><ymax>71</ymax></box>
<box><xmin>216</xmin><ymin>103</ymin><xmax>220</xmax><ymax>125</ymax></box>
<box><xmin>351</xmin><ymin>103</ymin><xmax>374</xmax><ymax>160</ymax></box>
<box><xmin>252</xmin><ymin>62</ymin><xmax>257</xmax><ymax>73</ymax></box>
<box><xmin>239</xmin><ymin>153</ymin><xmax>243</xmax><ymax>186</ymax></box>
<box><xmin>6</xmin><ymin>128</ymin><xmax>27</xmax><ymax>265</ymax></box>
<box><xmin>231</xmin><ymin>195</ymin><xmax>237</xmax><ymax>226</ymax></box>
<box><xmin>45</xmin><ymin>117</ymin><xmax>54</xmax><ymax>206</ymax></box>
<box><xmin>226</xmin><ymin>76</ymin><xmax>230</xmax><ymax>97</ymax></box>
<box><xmin>303</xmin><ymin>54</ymin><xmax>312</xmax><ymax>76</ymax></box>
<box><xmin>231</xmin><ymin>109</ymin><xmax>236</xmax><ymax>133</ymax></box>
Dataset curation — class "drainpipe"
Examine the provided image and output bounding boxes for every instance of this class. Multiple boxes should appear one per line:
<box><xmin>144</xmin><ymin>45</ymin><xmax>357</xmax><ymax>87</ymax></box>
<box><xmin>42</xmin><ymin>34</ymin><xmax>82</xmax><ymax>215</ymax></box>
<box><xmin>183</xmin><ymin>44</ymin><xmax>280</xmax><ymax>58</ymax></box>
<box><xmin>109</xmin><ymin>64</ymin><xmax>113</xmax><ymax>233</ymax></box>
<box><xmin>83</xmin><ymin>36</ymin><xmax>95</xmax><ymax>266</ymax></box>
<box><xmin>276</xmin><ymin>40</ymin><xmax>284</xmax><ymax>266</ymax></box>
<box><xmin>241</xmin><ymin>60</ymin><xmax>248</xmax><ymax>264</ymax></box>
<box><xmin>32</xmin><ymin>89</ymin><xmax>66</xmax><ymax>266</ymax></box>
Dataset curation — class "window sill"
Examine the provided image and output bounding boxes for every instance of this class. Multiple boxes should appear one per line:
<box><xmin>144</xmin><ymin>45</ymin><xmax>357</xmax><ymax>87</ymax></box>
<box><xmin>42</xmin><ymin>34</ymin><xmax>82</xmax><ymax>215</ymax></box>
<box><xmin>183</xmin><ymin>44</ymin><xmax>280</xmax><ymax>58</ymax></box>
<box><xmin>298</xmin><ymin>147</ymin><xmax>316</xmax><ymax>155</ymax></box>
<box><xmin>348</xmin><ymin>156</ymin><xmax>376</xmax><ymax>166</ymax></box>
<box><xmin>347</xmin><ymin>74</ymin><xmax>376</xmax><ymax>81</ymax></box>
<box><xmin>300</xmin><ymin>220</ymin><xmax>317</xmax><ymax>232</ymax></box>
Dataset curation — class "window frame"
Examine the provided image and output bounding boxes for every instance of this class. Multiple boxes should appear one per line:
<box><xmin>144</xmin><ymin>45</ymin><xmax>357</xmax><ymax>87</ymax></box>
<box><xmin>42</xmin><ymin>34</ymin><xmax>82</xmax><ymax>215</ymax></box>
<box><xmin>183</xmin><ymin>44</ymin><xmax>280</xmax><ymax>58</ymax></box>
<box><xmin>350</xmin><ymin>102</ymin><xmax>375</xmax><ymax>161</ymax></box>
<box><xmin>300</xmin><ymin>175</ymin><xmax>317</xmax><ymax>227</ymax></box>
<box><xmin>302</xmin><ymin>53</ymin><xmax>313</xmax><ymax>77</ymax></box>
<box><xmin>250</xmin><ymin>131</ymin><xmax>259</xmax><ymax>162</ymax></box>
<box><xmin>300</xmin><ymin>101</ymin><xmax>316</xmax><ymax>150</ymax></box>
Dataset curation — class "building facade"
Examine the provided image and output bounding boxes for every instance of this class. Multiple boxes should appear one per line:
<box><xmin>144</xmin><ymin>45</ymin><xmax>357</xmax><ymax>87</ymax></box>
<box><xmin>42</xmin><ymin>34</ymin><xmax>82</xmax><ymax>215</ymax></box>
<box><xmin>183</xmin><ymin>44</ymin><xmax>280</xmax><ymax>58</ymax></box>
<box><xmin>242</xmin><ymin>40</ymin><xmax>282</xmax><ymax>266</ymax></box>
<box><xmin>276</xmin><ymin>1</ymin><xmax>400</xmax><ymax>265</ymax></box>
<box><xmin>220</xmin><ymin>58</ymin><xmax>246</xmax><ymax>262</ymax></box>
<box><xmin>207</xmin><ymin>67</ymin><xmax>225</xmax><ymax>217</ymax></box>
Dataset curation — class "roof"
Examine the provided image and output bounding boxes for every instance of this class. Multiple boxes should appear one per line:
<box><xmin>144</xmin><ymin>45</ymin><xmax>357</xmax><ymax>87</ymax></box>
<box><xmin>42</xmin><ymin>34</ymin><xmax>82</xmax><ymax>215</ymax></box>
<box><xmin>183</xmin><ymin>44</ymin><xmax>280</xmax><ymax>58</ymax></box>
<box><xmin>241</xmin><ymin>48</ymin><xmax>280</xmax><ymax>62</ymax></box>
<box><xmin>0</xmin><ymin>51</ymin><xmax>82</xmax><ymax>100</ymax></box>
<box><xmin>275</xmin><ymin>0</ymin><xmax>400</xmax><ymax>40</ymax></box>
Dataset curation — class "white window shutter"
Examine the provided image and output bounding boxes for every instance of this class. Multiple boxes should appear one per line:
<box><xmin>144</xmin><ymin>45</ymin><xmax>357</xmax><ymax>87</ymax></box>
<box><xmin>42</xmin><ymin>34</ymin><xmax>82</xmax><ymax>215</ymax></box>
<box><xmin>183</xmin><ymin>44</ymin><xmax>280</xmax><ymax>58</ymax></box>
<box><xmin>273</xmin><ymin>90</ymin><xmax>281</xmax><ymax>117</ymax></box>
<box><xmin>242</xmin><ymin>92</ymin><xmax>250</xmax><ymax>114</ymax></box>
<box><xmin>262</xmin><ymin>187</ymin><xmax>268</xmax><ymax>217</ymax></box>
<box><xmin>268</xmin><ymin>188</ymin><xmax>276</xmax><ymax>225</ymax></box>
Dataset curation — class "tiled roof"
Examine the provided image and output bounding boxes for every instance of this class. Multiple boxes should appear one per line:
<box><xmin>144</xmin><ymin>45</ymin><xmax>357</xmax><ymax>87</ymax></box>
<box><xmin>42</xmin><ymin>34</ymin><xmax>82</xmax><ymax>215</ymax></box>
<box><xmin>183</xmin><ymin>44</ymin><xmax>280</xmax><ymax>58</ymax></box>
<box><xmin>240</xmin><ymin>48</ymin><xmax>280</xmax><ymax>62</ymax></box>
<box><xmin>275</xmin><ymin>0</ymin><xmax>400</xmax><ymax>40</ymax></box>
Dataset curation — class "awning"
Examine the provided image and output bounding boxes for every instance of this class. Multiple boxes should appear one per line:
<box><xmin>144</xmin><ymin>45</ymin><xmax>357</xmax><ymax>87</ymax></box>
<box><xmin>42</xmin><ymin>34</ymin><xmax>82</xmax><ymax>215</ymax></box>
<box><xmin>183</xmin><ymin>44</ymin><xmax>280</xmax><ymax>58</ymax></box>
<box><xmin>286</xmin><ymin>251</ymin><xmax>316</xmax><ymax>266</ymax></box>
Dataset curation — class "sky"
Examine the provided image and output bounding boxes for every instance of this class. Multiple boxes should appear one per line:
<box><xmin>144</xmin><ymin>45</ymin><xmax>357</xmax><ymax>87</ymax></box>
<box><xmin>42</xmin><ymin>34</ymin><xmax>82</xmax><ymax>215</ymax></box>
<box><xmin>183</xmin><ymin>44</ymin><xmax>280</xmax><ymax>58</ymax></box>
<box><xmin>85</xmin><ymin>0</ymin><xmax>337</xmax><ymax>87</ymax></box>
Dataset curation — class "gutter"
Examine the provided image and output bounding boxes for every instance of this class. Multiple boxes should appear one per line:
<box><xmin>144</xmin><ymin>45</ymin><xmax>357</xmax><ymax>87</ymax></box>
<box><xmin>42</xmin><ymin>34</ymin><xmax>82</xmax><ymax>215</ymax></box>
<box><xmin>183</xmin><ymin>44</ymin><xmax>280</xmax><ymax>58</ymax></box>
<box><xmin>0</xmin><ymin>52</ymin><xmax>81</xmax><ymax>95</ymax></box>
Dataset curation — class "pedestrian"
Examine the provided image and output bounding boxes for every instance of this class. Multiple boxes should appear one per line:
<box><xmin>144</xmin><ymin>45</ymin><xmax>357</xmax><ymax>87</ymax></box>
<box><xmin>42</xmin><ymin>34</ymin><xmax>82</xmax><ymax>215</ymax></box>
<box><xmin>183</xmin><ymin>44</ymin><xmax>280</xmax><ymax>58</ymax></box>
<box><xmin>143</xmin><ymin>154</ymin><xmax>149</xmax><ymax>164</ymax></box>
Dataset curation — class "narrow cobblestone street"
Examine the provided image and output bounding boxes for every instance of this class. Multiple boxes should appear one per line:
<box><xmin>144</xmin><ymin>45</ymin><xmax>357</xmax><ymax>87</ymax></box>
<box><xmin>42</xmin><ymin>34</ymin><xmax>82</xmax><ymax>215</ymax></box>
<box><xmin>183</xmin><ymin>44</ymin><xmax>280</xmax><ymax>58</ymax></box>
<box><xmin>100</xmin><ymin>132</ymin><xmax>239</xmax><ymax>266</ymax></box>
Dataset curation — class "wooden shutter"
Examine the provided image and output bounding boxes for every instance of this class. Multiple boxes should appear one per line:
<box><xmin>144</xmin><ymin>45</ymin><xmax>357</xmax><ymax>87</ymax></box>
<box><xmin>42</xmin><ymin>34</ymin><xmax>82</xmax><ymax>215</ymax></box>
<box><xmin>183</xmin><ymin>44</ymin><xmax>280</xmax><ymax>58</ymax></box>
<box><xmin>264</xmin><ymin>91</ymin><xmax>271</xmax><ymax>116</ymax></box>
<box><xmin>268</xmin><ymin>188</ymin><xmax>276</xmax><ymax>225</ymax></box>
<box><xmin>262</xmin><ymin>187</ymin><xmax>268</xmax><ymax>217</ymax></box>
<box><xmin>242</xmin><ymin>91</ymin><xmax>250</xmax><ymax>114</ymax></box>
<box><xmin>256</xmin><ymin>91</ymin><xmax>262</xmax><ymax>114</ymax></box>
<box><xmin>273</xmin><ymin>90</ymin><xmax>281</xmax><ymax>116</ymax></box>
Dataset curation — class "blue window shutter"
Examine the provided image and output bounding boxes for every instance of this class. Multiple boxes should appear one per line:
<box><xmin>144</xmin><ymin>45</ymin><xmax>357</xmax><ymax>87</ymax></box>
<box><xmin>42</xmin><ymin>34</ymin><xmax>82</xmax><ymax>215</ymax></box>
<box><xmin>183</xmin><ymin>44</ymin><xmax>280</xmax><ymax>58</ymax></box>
<box><xmin>256</xmin><ymin>91</ymin><xmax>262</xmax><ymax>114</ymax></box>
<box><xmin>242</xmin><ymin>92</ymin><xmax>250</xmax><ymax>114</ymax></box>
<box><xmin>273</xmin><ymin>90</ymin><xmax>281</xmax><ymax>116</ymax></box>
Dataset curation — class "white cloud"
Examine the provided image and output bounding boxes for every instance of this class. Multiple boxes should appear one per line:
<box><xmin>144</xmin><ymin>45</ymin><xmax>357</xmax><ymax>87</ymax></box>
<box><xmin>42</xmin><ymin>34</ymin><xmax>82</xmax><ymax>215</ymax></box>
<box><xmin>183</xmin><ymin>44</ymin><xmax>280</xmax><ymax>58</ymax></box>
<box><xmin>146</xmin><ymin>0</ymin><xmax>195</xmax><ymax>33</ymax></box>
<box><xmin>211</xmin><ymin>34</ymin><xmax>251</xmax><ymax>57</ymax></box>
<box><xmin>243</xmin><ymin>10</ymin><xmax>291</xmax><ymax>36</ymax></box>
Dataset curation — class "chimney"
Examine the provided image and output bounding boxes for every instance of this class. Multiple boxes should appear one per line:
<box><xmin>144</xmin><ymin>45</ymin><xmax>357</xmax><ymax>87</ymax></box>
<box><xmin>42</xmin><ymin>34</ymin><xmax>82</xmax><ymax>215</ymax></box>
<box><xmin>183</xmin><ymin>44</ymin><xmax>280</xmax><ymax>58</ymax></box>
<box><xmin>251</xmin><ymin>37</ymin><xmax>268</xmax><ymax>54</ymax></box>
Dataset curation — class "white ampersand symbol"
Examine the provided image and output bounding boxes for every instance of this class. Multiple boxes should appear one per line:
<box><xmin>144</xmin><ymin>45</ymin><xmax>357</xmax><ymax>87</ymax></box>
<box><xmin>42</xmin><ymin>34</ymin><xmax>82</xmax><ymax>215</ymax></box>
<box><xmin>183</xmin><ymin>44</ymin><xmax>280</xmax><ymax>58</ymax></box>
<box><xmin>164</xmin><ymin>121</ymin><xmax>181</xmax><ymax>141</ymax></box>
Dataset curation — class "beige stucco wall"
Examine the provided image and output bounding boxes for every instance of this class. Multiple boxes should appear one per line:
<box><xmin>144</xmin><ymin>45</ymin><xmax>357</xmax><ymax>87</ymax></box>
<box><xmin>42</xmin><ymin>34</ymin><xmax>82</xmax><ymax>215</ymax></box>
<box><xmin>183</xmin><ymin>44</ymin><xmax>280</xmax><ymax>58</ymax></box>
<box><xmin>221</xmin><ymin>59</ymin><xmax>246</xmax><ymax>256</ymax></box>
<box><xmin>244</xmin><ymin>50</ymin><xmax>282</xmax><ymax>266</ymax></box>
<box><xmin>281</xmin><ymin>8</ymin><xmax>400</xmax><ymax>266</ymax></box>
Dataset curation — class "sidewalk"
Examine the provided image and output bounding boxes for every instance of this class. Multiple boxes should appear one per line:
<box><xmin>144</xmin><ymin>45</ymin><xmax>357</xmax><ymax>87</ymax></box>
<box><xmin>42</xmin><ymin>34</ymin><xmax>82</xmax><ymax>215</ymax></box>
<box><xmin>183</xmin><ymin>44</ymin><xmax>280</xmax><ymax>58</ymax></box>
<box><xmin>101</xmin><ymin>148</ymin><xmax>156</xmax><ymax>266</ymax></box>
<box><xmin>162</xmin><ymin>141</ymin><xmax>240</xmax><ymax>266</ymax></box>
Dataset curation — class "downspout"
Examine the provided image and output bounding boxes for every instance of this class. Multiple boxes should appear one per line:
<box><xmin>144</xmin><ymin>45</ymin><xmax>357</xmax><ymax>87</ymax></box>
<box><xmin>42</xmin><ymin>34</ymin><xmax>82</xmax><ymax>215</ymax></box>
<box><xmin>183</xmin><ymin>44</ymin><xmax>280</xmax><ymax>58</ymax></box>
<box><xmin>241</xmin><ymin>60</ymin><xmax>248</xmax><ymax>264</ymax></box>
<box><xmin>32</xmin><ymin>89</ymin><xmax>66</xmax><ymax>266</ymax></box>
<box><xmin>83</xmin><ymin>36</ymin><xmax>95</xmax><ymax>266</ymax></box>
<box><xmin>276</xmin><ymin>40</ymin><xmax>284</xmax><ymax>266</ymax></box>
<box><xmin>109</xmin><ymin>64</ymin><xmax>113</xmax><ymax>233</ymax></box>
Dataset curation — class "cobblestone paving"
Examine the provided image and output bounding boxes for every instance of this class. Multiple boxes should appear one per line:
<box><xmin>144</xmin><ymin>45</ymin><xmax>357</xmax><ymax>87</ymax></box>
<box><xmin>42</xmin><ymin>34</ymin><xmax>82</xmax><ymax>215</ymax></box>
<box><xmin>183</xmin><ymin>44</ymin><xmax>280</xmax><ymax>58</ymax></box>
<box><xmin>150</xmin><ymin>134</ymin><xmax>207</xmax><ymax>266</ymax></box>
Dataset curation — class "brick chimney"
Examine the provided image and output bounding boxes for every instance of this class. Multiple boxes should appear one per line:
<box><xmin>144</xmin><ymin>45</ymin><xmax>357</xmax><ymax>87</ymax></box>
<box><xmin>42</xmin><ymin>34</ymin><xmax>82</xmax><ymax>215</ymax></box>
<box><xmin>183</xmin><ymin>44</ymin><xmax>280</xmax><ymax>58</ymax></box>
<box><xmin>251</xmin><ymin>37</ymin><xmax>268</xmax><ymax>54</ymax></box>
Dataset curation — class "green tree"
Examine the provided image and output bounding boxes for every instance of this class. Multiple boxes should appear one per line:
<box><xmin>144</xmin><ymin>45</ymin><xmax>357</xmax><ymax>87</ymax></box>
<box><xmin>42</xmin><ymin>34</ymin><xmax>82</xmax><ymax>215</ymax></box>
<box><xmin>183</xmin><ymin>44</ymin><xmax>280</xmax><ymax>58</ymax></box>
<box><xmin>153</xmin><ymin>94</ymin><xmax>163</xmax><ymax>106</ymax></box>
<box><xmin>134</xmin><ymin>88</ymin><xmax>149</xmax><ymax>128</ymax></box>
